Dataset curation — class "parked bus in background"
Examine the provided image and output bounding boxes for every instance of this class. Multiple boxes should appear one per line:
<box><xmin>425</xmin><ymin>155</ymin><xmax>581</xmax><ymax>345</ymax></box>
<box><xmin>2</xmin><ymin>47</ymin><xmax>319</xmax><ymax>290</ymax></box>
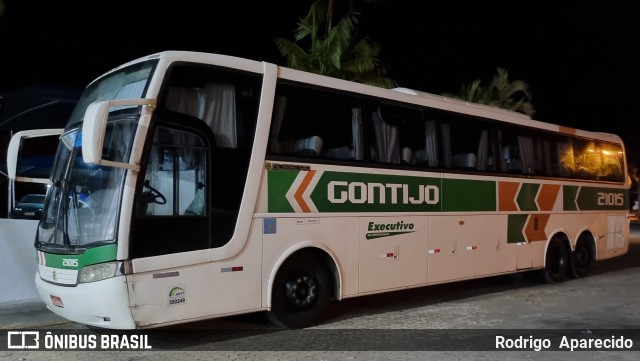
<box><xmin>27</xmin><ymin>51</ymin><xmax>630</xmax><ymax>329</ymax></box>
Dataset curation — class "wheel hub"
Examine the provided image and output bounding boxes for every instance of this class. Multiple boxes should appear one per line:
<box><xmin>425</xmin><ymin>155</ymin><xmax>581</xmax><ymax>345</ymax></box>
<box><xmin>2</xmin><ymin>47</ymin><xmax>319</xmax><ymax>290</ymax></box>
<box><xmin>285</xmin><ymin>273</ymin><xmax>318</xmax><ymax>309</ymax></box>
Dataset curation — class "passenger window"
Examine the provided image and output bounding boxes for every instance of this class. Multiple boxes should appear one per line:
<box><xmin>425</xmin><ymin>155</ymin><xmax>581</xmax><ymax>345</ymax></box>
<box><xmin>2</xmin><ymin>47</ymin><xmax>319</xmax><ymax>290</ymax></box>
<box><xmin>441</xmin><ymin>113</ymin><xmax>491</xmax><ymax>171</ymax></box>
<box><xmin>268</xmin><ymin>83</ymin><xmax>364</xmax><ymax>161</ymax></box>
<box><xmin>371</xmin><ymin>103</ymin><xmax>425</xmax><ymax>166</ymax></box>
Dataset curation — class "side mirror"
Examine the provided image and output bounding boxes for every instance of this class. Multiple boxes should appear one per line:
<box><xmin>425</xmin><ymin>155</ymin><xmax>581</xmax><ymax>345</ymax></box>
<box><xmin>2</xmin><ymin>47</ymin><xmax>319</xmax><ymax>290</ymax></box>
<box><xmin>82</xmin><ymin>98</ymin><xmax>156</xmax><ymax>170</ymax></box>
<box><xmin>7</xmin><ymin>129</ymin><xmax>63</xmax><ymax>183</ymax></box>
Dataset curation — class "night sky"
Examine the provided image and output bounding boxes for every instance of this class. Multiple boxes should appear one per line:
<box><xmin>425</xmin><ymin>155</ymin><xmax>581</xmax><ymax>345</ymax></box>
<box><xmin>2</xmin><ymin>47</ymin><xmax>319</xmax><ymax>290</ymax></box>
<box><xmin>1</xmin><ymin>1</ymin><xmax>638</xmax><ymax>161</ymax></box>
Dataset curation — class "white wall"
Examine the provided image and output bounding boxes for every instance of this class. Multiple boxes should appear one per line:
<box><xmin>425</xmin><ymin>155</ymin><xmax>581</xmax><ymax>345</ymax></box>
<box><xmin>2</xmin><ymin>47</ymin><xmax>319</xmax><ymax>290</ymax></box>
<box><xmin>0</xmin><ymin>219</ymin><xmax>40</xmax><ymax>303</ymax></box>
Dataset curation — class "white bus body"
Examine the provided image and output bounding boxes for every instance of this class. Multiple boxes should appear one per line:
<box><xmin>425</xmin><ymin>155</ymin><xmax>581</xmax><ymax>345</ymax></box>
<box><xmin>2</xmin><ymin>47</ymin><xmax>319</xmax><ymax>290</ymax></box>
<box><xmin>29</xmin><ymin>51</ymin><xmax>630</xmax><ymax>329</ymax></box>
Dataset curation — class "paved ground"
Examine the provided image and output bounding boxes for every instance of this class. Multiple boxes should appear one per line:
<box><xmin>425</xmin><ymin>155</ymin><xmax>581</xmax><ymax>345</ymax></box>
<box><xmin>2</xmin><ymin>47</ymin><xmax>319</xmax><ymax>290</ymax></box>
<box><xmin>0</xmin><ymin>299</ymin><xmax>68</xmax><ymax>330</ymax></box>
<box><xmin>1</xmin><ymin>223</ymin><xmax>639</xmax><ymax>360</ymax></box>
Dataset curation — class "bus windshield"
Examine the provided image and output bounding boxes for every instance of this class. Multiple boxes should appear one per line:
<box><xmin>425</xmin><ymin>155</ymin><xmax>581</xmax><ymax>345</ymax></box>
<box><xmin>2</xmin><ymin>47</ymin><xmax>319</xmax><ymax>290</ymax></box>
<box><xmin>35</xmin><ymin>60</ymin><xmax>157</xmax><ymax>252</ymax></box>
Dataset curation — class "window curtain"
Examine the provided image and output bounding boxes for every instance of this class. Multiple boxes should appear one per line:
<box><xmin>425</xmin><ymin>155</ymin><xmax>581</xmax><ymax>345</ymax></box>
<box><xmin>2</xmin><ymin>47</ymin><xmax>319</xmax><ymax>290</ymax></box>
<box><xmin>496</xmin><ymin>130</ymin><xmax>507</xmax><ymax>172</ymax></box>
<box><xmin>542</xmin><ymin>140</ymin><xmax>553</xmax><ymax>175</ymax></box>
<box><xmin>166</xmin><ymin>87</ymin><xmax>203</xmax><ymax>118</ymax></box>
<box><xmin>166</xmin><ymin>83</ymin><xmax>237</xmax><ymax>149</ymax></box>
<box><xmin>372</xmin><ymin>108</ymin><xmax>400</xmax><ymax>164</ymax></box>
<box><xmin>424</xmin><ymin>120</ymin><xmax>439</xmax><ymax>166</ymax></box>
<box><xmin>476</xmin><ymin>130</ymin><xmax>489</xmax><ymax>171</ymax></box>
<box><xmin>441</xmin><ymin>123</ymin><xmax>452</xmax><ymax>168</ymax></box>
<box><xmin>269</xmin><ymin>95</ymin><xmax>287</xmax><ymax>154</ymax></box>
<box><xmin>518</xmin><ymin>136</ymin><xmax>535</xmax><ymax>174</ymax></box>
<box><xmin>201</xmin><ymin>83</ymin><xmax>237</xmax><ymax>149</ymax></box>
<box><xmin>352</xmin><ymin>107</ymin><xmax>364</xmax><ymax>160</ymax></box>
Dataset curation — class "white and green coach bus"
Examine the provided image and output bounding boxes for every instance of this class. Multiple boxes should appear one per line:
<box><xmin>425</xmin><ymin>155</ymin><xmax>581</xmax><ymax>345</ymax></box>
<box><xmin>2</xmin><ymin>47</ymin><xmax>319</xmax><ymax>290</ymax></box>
<box><xmin>31</xmin><ymin>51</ymin><xmax>630</xmax><ymax>329</ymax></box>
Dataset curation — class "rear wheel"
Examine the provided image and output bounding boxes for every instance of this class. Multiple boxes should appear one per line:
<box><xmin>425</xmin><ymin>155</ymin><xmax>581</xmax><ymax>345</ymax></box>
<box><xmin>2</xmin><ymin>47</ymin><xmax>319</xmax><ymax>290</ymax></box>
<box><xmin>542</xmin><ymin>237</ymin><xmax>569</xmax><ymax>283</ymax></box>
<box><xmin>570</xmin><ymin>238</ymin><xmax>593</xmax><ymax>278</ymax></box>
<box><xmin>267</xmin><ymin>252</ymin><xmax>332</xmax><ymax>329</ymax></box>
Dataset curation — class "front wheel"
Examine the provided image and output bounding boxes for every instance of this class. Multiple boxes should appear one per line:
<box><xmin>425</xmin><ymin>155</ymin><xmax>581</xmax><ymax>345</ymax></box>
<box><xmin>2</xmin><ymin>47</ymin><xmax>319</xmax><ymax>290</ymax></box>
<box><xmin>267</xmin><ymin>253</ymin><xmax>332</xmax><ymax>329</ymax></box>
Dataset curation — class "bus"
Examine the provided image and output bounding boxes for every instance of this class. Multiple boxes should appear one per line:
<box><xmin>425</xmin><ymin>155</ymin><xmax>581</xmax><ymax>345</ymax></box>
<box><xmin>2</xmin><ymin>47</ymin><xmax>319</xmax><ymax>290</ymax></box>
<box><xmin>30</xmin><ymin>51</ymin><xmax>630</xmax><ymax>330</ymax></box>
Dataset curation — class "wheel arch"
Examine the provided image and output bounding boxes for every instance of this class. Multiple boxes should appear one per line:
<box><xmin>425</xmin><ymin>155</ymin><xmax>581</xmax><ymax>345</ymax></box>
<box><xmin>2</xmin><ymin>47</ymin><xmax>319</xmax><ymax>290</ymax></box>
<box><xmin>266</xmin><ymin>242</ymin><xmax>342</xmax><ymax>310</ymax></box>
<box><xmin>543</xmin><ymin>231</ymin><xmax>571</xmax><ymax>266</ymax></box>
<box><xmin>573</xmin><ymin>228</ymin><xmax>598</xmax><ymax>260</ymax></box>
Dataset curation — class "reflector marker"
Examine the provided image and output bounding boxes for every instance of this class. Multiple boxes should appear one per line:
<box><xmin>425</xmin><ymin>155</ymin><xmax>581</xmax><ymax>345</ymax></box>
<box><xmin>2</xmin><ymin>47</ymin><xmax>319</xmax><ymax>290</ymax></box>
<box><xmin>221</xmin><ymin>266</ymin><xmax>244</xmax><ymax>273</ymax></box>
<box><xmin>428</xmin><ymin>249</ymin><xmax>441</xmax><ymax>254</ymax></box>
<box><xmin>466</xmin><ymin>245</ymin><xmax>477</xmax><ymax>251</ymax></box>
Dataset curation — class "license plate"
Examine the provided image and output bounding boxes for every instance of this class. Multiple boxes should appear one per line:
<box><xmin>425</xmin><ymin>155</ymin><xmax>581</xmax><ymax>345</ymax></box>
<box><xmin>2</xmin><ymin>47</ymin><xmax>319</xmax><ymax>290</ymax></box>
<box><xmin>25</xmin><ymin>212</ymin><xmax>35</xmax><ymax>216</ymax></box>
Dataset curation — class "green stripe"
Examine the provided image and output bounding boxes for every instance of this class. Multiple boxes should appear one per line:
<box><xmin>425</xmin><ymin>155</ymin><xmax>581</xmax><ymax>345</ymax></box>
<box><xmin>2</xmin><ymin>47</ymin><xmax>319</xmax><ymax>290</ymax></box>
<box><xmin>563</xmin><ymin>185</ymin><xmax>628</xmax><ymax>211</ymax></box>
<box><xmin>517</xmin><ymin>183</ymin><xmax>540</xmax><ymax>211</ymax></box>
<box><xmin>312</xmin><ymin>172</ymin><xmax>442</xmax><ymax>212</ymax></box>
<box><xmin>576</xmin><ymin>187</ymin><xmax>628</xmax><ymax>210</ymax></box>
<box><xmin>563</xmin><ymin>186</ymin><xmax>579</xmax><ymax>211</ymax></box>
<box><xmin>268</xmin><ymin>169</ymin><xmax>498</xmax><ymax>212</ymax></box>
<box><xmin>441</xmin><ymin>178</ymin><xmax>495</xmax><ymax>212</ymax></box>
<box><xmin>507</xmin><ymin>214</ymin><xmax>528</xmax><ymax>243</ymax></box>
<box><xmin>266</xmin><ymin>168</ymin><xmax>627</xmax><ymax>214</ymax></box>
<box><xmin>42</xmin><ymin>244</ymin><xmax>117</xmax><ymax>270</ymax></box>
<box><xmin>268</xmin><ymin>169</ymin><xmax>298</xmax><ymax>212</ymax></box>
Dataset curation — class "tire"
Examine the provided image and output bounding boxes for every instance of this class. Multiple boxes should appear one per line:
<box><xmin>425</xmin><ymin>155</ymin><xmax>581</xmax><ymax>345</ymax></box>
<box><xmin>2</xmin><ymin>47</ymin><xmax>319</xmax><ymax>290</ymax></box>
<box><xmin>267</xmin><ymin>252</ymin><xmax>332</xmax><ymax>329</ymax></box>
<box><xmin>569</xmin><ymin>238</ymin><xmax>593</xmax><ymax>278</ymax></box>
<box><xmin>543</xmin><ymin>237</ymin><xmax>569</xmax><ymax>283</ymax></box>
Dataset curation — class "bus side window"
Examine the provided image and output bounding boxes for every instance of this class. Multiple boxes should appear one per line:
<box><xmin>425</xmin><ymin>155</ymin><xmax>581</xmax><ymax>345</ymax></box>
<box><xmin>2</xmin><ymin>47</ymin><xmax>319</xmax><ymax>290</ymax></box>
<box><xmin>269</xmin><ymin>83</ymin><xmax>362</xmax><ymax>162</ymax></box>
<box><xmin>323</xmin><ymin>107</ymin><xmax>364</xmax><ymax>161</ymax></box>
<box><xmin>442</xmin><ymin>114</ymin><xmax>488</xmax><ymax>171</ymax></box>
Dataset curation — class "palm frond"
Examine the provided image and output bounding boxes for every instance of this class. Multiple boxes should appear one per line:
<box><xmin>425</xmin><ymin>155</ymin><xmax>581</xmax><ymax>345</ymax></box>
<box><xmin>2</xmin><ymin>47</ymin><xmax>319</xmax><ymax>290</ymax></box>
<box><xmin>275</xmin><ymin>0</ymin><xmax>395</xmax><ymax>88</ymax></box>
<box><xmin>274</xmin><ymin>37</ymin><xmax>311</xmax><ymax>71</ymax></box>
<box><xmin>297</xmin><ymin>0</ymin><xmax>329</xmax><ymax>42</ymax></box>
<box><xmin>447</xmin><ymin>67</ymin><xmax>536</xmax><ymax>116</ymax></box>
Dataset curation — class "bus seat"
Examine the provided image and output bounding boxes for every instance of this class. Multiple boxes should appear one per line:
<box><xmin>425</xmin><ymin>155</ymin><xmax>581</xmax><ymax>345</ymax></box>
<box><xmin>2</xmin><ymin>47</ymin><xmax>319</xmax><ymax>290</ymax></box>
<box><xmin>414</xmin><ymin>149</ymin><xmax>427</xmax><ymax>166</ymax></box>
<box><xmin>452</xmin><ymin>153</ymin><xmax>476</xmax><ymax>169</ymax></box>
<box><xmin>324</xmin><ymin>146</ymin><xmax>354</xmax><ymax>160</ymax></box>
<box><xmin>184</xmin><ymin>189</ymin><xmax>205</xmax><ymax>216</ymax></box>
<box><xmin>293</xmin><ymin>135</ymin><xmax>323</xmax><ymax>157</ymax></box>
<box><xmin>401</xmin><ymin>147</ymin><xmax>413</xmax><ymax>165</ymax></box>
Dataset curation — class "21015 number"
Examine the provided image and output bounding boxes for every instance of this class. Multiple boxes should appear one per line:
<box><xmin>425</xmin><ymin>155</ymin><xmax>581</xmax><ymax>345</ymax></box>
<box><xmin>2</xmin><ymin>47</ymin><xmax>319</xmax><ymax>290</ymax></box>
<box><xmin>597</xmin><ymin>192</ymin><xmax>624</xmax><ymax>206</ymax></box>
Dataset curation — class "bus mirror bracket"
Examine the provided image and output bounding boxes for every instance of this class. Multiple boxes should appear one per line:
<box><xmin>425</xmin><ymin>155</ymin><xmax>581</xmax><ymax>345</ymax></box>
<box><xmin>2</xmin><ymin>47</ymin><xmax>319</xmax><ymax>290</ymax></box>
<box><xmin>82</xmin><ymin>98</ymin><xmax>156</xmax><ymax>171</ymax></box>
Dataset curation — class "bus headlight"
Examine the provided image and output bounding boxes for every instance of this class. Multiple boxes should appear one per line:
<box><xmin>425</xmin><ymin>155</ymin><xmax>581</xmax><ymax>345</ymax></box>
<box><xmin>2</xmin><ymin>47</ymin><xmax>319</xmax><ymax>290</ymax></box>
<box><xmin>79</xmin><ymin>262</ymin><xmax>117</xmax><ymax>283</ymax></box>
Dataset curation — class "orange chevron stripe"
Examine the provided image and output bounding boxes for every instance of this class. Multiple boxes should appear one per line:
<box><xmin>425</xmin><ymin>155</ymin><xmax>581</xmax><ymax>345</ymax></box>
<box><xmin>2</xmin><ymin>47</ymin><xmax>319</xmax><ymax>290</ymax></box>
<box><xmin>524</xmin><ymin>214</ymin><xmax>550</xmax><ymax>242</ymax></box>
<box><xmin>294</xmin><ymin>170</ymin><xmax>316</xmax><ymax>213</ymax></box>
<box><xmin>498</xmin><ymin>181</ymin><xmax>520</xmax><ymax>211</ymax></box>
<box><xmin>537</xmin><ymin>184</ymin><xmax>560</xmax><ymax>211</ymax></box>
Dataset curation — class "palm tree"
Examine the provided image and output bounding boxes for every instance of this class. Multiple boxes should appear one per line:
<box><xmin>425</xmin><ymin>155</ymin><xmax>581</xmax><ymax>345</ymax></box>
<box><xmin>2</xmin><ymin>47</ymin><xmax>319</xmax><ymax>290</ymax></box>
<box><xmin>325</xmin><ymin>0</ymin><xmax>388</xmax><ymax>34</ymax></box>
<box><xmin>486</xmin><ymin>68</ymin><xmax>535</xmax><ymax>117</ymax></box>
<box><xmin>275</xmin><ymin>0</ymin><xmax>395</xmax><ymax>88</ymax></box>
<box><xmin>444</xmin><ymin>67</ymin><xmax>535</xmax><ymax>117</ymax></box>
